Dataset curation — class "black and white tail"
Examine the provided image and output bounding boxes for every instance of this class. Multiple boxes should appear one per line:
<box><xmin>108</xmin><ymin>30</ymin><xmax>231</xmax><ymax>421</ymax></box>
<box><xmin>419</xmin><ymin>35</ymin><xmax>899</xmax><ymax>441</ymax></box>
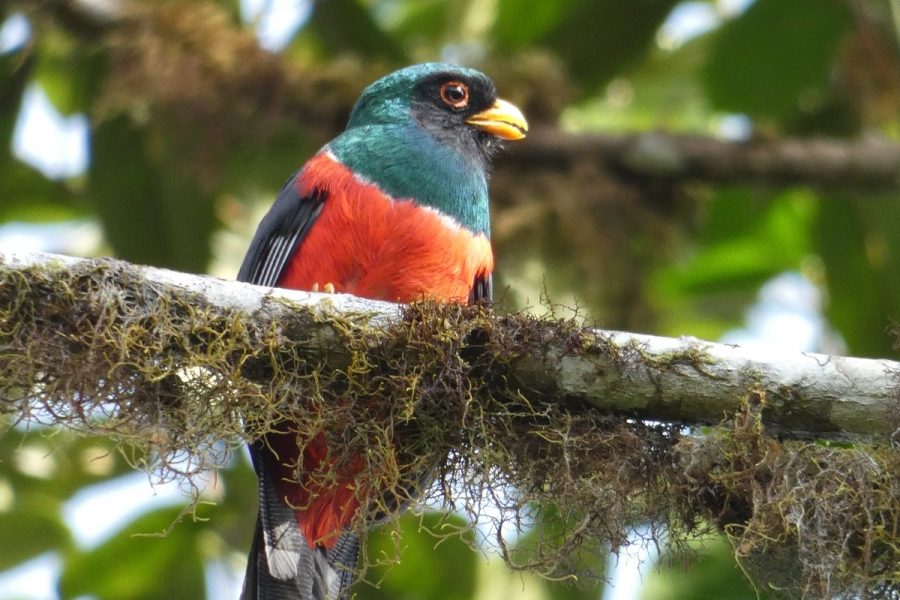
<box><xmin>240</xmin><ymin>443</ymin><xmax>359</xmax><ymax>600</ymax></box>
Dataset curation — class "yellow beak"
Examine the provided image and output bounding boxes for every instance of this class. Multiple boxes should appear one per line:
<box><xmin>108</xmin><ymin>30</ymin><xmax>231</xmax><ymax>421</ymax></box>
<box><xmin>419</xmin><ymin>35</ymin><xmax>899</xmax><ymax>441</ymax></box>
<box><xmin>466</xmin><ymin>98</ymin><xmax>528</xmax><ymax>141</ymax></box>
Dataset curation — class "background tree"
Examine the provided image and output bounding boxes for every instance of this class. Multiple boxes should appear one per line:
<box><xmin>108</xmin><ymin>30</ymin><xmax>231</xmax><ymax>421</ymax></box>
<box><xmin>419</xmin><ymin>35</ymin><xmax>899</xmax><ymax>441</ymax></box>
<box><xmin>0</xmin><ymin>0</ymin><xmax>898</xmax><ymax>598</ymax></box>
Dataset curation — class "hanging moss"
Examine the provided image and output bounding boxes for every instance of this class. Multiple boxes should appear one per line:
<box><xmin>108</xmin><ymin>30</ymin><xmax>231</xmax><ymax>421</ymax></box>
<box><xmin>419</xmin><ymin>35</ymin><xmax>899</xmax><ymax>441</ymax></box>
<box><xmin>0</xmin><ymin>258</ymin><xmax>897</xmax><ymax>597</ymax></box>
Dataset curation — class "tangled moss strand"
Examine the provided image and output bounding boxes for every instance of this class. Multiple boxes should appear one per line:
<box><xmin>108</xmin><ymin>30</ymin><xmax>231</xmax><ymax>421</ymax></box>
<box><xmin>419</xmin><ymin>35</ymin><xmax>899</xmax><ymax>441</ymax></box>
<box><xmin>1</xmin><ymin>257</ymin><xmax>898</xmax><ymax>597</ymax></box>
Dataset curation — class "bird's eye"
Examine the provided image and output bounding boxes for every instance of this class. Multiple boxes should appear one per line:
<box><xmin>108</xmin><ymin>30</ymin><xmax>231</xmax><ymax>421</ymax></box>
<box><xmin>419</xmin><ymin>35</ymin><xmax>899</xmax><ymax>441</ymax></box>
<box><xmin>439</xmin><ymin>81</ymin><xmax>469</xmax><ymax>109</ymax></box>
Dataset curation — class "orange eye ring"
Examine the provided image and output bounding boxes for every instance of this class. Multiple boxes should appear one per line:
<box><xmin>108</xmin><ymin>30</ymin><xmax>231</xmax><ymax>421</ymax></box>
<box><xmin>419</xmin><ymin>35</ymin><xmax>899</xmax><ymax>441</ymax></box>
<box><xmin>439</xmin><ymin>81</ymin><xmax>469</xmax><ymax>109</ymax></box>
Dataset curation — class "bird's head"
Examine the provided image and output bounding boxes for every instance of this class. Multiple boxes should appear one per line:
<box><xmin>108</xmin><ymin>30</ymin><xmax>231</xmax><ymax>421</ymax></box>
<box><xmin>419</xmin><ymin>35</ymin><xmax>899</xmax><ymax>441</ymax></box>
<box><xmin>346</xmin><ymin>63</ymin><xmax>527</xmax><ymax>166</ymax></box>
<box><xmin>328</xmin><ymin>64</ymin><xmax>527</xmax><ymax>234</ymax></box>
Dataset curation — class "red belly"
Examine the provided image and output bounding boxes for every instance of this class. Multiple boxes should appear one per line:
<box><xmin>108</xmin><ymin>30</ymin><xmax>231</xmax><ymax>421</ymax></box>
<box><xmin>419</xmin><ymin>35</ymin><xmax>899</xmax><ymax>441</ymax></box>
<box><xmin>271</xmin><ymin>152</ymin><xmax>493</xmax><ymax>548</ymax></box>
<box><xmin>269</xmin><ymin>429</ymin><xmax>364</xmax><ymax>549</ymax></box>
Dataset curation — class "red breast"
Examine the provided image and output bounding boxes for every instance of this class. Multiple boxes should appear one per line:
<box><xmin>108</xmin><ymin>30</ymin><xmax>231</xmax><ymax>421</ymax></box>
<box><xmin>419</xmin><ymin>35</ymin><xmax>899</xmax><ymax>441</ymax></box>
<box><xmin>277</xmin><ymin>152</ymin><xmax>494</xmax><ymax>303</ymax></box>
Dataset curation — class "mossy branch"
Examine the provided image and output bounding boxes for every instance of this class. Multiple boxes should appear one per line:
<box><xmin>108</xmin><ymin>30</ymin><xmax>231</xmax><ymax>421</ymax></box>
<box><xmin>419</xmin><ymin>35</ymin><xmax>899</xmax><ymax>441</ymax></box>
<box><xmin>2</xmin><ymin>251</ymin><xmax>899</xmax><ymax>597</ymax></box>
<box><xmin>2</xmin><ymin>251</ymin><xmax>895</xmax><ymax>443</ymax></box>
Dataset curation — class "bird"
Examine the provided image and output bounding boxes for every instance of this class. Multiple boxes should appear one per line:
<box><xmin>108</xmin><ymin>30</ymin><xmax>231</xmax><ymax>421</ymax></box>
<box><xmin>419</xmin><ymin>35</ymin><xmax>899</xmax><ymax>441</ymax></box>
<box><xmin>236</xmin><ymin>63</ymin><xmax>527</xmax><ymax>600</ymax></box>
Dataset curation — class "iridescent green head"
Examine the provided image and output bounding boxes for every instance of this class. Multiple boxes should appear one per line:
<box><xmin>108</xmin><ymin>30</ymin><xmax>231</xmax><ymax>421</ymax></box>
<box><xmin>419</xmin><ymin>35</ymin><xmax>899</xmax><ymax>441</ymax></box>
<box><xmin>328</xmin><ymin>63</ymin><xmax>527</xmax><ymax>235</ymax></box>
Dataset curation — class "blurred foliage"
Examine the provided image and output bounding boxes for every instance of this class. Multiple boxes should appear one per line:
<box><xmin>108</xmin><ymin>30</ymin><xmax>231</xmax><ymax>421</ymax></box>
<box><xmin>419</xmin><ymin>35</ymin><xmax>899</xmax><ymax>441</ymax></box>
<box><xmin>641</xmin><ymin>535</ymin><xmax>765</xmax><ymax>599</ymax></box>
<box><xmin>59</xmin><ymin>506</ymin><xmax>207</xmax><ymax>600</ymax></box>
<box><xmin>359</xmin><ymin>512</ymin><xmax>478</xmax><ymax>600</ymax></box>
<box><xmin>704</xmin><ymin>0</ymin><xmax>852</xmax><ymax>123</ymax></box>
<box><xmin>0</xmin><ymin>0</ymin><xmax>898</xmax><ymax>598</ymax></box>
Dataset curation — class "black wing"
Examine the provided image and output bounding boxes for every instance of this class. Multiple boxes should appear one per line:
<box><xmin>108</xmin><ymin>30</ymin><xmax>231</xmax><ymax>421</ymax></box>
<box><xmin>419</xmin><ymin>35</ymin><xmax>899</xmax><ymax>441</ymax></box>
<box><xmin>237</xmin><ymin>172</ymin><xmax>327</xmax><ymax>287</ymax></box>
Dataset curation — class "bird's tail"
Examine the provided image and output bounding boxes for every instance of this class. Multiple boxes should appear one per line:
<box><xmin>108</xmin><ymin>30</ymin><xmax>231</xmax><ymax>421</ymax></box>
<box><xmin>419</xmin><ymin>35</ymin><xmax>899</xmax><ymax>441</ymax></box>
<box><xmin>240</xmin><ymin>512</ymin><xmax>359</xmax><ymax>600</ymax></box>
<box><xmin>240</xmin><ymin>443</ymin><xmax>359</xmax><ymax>600</ymax></box>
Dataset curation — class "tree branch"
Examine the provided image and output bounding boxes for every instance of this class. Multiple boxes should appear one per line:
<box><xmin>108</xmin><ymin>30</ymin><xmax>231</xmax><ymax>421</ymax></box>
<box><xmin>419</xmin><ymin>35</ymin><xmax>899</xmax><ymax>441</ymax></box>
<box><xmin>2</xmin><ymin>252</ymin><xmax>898</xmax><ymax>596</ymax></box>
<box><xmin>507</xmin><ymin>128</ymin><xmax>900</xmax><ymax>191</ymax></box>
<box><xmin>1</xmin><ymin>251</ymin><xmax>897</xmax><ymax>444</ymax></box>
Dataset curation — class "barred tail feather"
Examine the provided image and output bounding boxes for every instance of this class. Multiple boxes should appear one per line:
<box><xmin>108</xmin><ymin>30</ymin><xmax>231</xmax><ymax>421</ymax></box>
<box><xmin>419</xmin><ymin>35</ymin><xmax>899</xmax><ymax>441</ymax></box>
<box><xmin>324</xmin><ymin>532</ymin><xmax>360</xmax><ymax>598</ymax></box>
<box><xmin>240</xmin><ymin>515</ymin><xmax>358</xmax><ymax>600</ymax></box>
<box><xmin>241</xmin><ymin>442</ymin><xmax>359</xmax><ymax>600</ymax></box>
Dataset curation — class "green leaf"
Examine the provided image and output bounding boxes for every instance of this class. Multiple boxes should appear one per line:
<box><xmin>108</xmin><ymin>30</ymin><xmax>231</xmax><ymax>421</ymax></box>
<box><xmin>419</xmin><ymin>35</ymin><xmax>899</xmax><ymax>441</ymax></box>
<box><xmin>0</xmin><ymin>43</ymin><xmax>33</xmax><ymax>146</ymax></box>
<box><xmin>650</xmin><ymin>188</ymin><xmax>818</xmax><ymax>339</ymax></box>
<box><xmin>656</xmin><ymin>188</ymin><xmax>816</xmax><ymax>295</ymax></box>
<box><xmin>704</xmin><ymin>0</ymin><xmax>851</xmax><ymax>120</ymax></box>
<box><xmin>563</xmin><ymin>35</ymin><xmax>713</xmax><ymax>133</ymax></box>
<box><xmin>357</xmin><ymin>512</ymin><xmax>477</xmax><ymax>600</ymax></box>
<box><xmin>815</xmin><ymin>196</ymin><xmax>900</xmax><ymax>357</ymax></box>
<box><xmin>378</xmin><ymin>0</ymin><xmax>453</xmax><ymax>48</ymax></box>
<box><xmin>89</xmin><ymin>117</ymin><xmax>168</xmax><ymax>266</ymax></box>
<box><xmin>533</xmin><ymin>0</ymin><xmax>679</xmax><ymax>89</ymax></box>
<box><xmin>305</xmin><ymin>0</ymin><xmax>407</xmax><ymax>63</ymax></box>
<box><xmin>59</xmin><ymin>505</ymin><xmax>205</xmax><ymax>600</ymax></box>
<box><xmin>220</xmin><ymin>127</ymin><xmax>315</xmax><ymax>194</ymax></box>
<box><xmin>0</xmin><ymin>40</ymin><xmax>84</xmax><ymax>219</ymax></box>
<box><xmin>89</xmin><ymin>116</ymin><xmax>215</xmax><ymax>271</ymax></box>
<box><xmin>0</xmin><ymin>495</ymin><xmax>70</xmax><ymax>570</ymax></box>
<box><xmin>493</xmin><ymin>0</ymin><xmax>578</xmax><ymax>50</ymax></box>
<box><xmin>642</xmin><ymin>535</ymin><xmax>771</xmax><ymax>599</ymax></box>
<box><xmin>34</xmin><ymin>29</ymin><xmax>104</xmax><ymax>117</ymax></box>
<box><xmin>0</xmin><ymin>160</ymin><xmax>81</xmax><ymax>220</ymax></box>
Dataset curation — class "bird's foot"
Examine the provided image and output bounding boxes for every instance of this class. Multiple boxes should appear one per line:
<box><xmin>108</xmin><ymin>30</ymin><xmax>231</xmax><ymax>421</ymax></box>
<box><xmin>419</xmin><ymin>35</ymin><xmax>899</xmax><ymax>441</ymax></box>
<box><xmin>311</xmin><ymin>282</ymin><xmax>336</xmax><ymax>294</ymax></box>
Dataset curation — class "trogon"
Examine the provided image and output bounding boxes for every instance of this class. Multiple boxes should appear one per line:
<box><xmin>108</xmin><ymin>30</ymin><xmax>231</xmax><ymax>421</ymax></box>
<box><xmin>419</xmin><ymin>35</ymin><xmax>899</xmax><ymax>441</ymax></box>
<box><xmin>237</xmin><ymin>63</ymin><xmax>528</xmax><ymax>600</ymax></box>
